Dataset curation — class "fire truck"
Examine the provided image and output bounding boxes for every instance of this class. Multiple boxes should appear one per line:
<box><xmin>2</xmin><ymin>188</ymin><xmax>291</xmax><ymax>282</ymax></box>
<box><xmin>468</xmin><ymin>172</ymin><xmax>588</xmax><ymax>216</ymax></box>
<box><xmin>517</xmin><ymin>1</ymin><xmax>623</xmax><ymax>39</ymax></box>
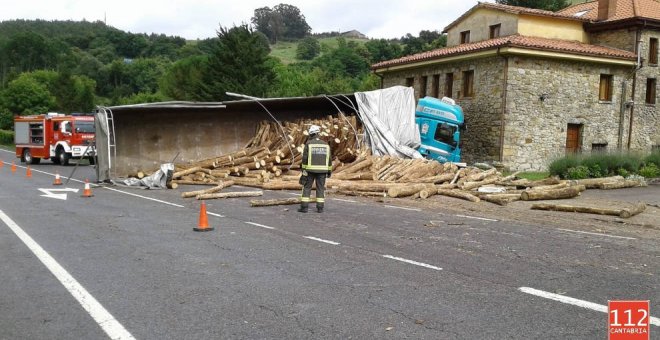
<box><xmin>14</xmin><ymin>113</ymin><xmax>96</xmax><ymax>165</ymax></box>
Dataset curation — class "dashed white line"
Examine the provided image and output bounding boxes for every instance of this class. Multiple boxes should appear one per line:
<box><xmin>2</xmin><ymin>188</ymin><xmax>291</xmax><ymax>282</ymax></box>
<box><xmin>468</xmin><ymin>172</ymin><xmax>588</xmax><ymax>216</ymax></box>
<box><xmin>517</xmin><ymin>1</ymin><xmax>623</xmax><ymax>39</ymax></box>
<box><xmin>519</xmin><ymin>287</ymin><xmax>660</xmax><ymax>326</ymax></box>
<box><xmin>304</xmin><ymin>236</ymin><xmax>340</xmax><ymax>245</ymax></box>
<box><xmin>382</xmin><ymin>255</ymin><xmax>442</xmax><ymax>271</ymax></box>
<box><xmin>455</xmin><ymin>214</ymin><xmax>498</xmax><ymax>222</ymax></box>
<box><xmin>103</xmin><ymin>187</ymin><xmax>184</xmax><ymax>208</ymax></box>
<box><xmin>207</xmin><ymin>212</ymin><xmax>225</xmax><ymax>218</ymax></box>
<box><xmin>332</xmin><ymin>198</ymin><xmax>357</xmax><ymax>203</ymax></box>
<box><xmin>383</xmin><ymin>205</ymin><xmax>422</xmax><ymax>212</ymax></box>
<box><xmin>245</xmin><ymin>221</ymin><xmax>275</xmax><ymax>230</ymax></box>
<box><xmin>0</xmin><ymin>210</ymin><xmax>136</xmax><ymax>340</ymax></box>
<box><xmin>556</xmin><ymin>228</ymin><xmax>636</xmax><ymax>240</ymax></box>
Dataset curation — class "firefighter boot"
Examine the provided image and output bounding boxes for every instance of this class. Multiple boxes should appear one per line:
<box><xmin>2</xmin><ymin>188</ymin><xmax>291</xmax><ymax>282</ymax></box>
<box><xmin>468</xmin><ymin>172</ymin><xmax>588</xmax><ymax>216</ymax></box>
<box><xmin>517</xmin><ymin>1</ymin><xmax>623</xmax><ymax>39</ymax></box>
<box><xmin>297</xmin><ymin>202</ymin><xmax>309</xmax><ymax>213</ymax></box>
<box><xmin>316</xmin><ymin>203</ymin><xmax>324</xmax><ymax>213</ymax></box>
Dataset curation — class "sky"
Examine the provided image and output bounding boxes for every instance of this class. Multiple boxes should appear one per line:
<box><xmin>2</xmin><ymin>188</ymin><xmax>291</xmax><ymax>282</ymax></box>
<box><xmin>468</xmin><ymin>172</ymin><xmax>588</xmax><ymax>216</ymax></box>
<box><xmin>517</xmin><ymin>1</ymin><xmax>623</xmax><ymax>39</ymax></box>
<box><xmin>0</xmin><ymin>0</ymin><xmax>491</xmax><ymax>40</ymax></box>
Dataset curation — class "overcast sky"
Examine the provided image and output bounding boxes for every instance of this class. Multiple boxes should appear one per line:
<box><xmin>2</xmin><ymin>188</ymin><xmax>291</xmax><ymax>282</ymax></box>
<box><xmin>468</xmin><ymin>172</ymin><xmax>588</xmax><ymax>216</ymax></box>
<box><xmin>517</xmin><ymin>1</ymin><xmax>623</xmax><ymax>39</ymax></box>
<box><xmin>0</xmin><ymin>0</ymin><xmax>491</xmax><ymax>40</ymax></box>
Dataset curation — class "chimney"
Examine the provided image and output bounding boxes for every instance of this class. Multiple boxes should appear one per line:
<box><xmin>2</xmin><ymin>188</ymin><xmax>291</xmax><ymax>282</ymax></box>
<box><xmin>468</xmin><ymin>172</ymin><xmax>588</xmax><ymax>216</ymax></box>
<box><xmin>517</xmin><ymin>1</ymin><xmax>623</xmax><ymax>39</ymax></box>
<box><xmin>597</xmin><ymin>0</ymin><xmax>618</xmax><ymax>21</ymax></box>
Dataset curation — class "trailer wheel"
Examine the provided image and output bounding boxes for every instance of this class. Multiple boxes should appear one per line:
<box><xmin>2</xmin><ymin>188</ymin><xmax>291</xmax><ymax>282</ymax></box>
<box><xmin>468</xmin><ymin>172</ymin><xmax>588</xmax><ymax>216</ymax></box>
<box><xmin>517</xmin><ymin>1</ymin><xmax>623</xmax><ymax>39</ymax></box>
<box><xmin>23</xmin><ymin>149</ymin><xmax>41</xmax><ymax>164</ymax></box>
<box><xmin>56</xmin><ymin>147</ymin><xmax>70</xmax><ymax>166</ymax></box>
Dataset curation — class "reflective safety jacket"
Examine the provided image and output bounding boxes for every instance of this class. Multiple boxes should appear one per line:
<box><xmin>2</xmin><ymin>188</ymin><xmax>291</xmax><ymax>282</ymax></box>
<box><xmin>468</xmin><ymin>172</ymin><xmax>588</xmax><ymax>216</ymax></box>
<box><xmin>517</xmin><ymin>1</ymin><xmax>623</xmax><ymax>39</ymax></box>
<box><xmin>301</xmin><ymin>137</ymin><xmax>332</xmax><ymax>173</ymax></box>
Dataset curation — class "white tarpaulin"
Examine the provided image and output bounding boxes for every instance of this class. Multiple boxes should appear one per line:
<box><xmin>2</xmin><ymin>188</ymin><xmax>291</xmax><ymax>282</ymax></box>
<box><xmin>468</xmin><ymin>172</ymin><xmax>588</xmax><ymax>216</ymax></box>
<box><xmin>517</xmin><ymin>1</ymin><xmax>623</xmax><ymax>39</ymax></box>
<box><xmin>354</xmin><ymin>86</ymin><xmax>422</xmax><ymax>159</ymax></box>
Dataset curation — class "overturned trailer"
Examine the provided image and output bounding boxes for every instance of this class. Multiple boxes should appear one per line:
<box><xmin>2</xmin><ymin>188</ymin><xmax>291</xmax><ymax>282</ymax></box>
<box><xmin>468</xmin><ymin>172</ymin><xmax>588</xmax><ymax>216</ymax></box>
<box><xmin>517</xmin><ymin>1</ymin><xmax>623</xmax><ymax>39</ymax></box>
<box><xmin>94</xmin><ymin>96</ymin><xmax>360</xmax><ymax>182</ymax></box>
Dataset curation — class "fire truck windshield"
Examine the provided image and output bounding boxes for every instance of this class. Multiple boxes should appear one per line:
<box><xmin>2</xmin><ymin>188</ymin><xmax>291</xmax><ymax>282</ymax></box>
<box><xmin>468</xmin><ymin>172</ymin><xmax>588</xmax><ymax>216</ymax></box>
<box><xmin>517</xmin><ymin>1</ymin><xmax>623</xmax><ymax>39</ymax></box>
<box><xmin>74</xmin><ymin>122</ymin><xmax>95</xmax><ymax>133</ymax></box>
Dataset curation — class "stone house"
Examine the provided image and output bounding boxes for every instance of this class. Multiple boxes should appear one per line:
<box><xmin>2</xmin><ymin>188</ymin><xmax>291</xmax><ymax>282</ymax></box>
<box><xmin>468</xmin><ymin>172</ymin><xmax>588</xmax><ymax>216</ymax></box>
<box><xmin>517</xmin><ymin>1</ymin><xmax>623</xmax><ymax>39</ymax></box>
<box><xmin>372</xmin><ymin>0</ymin><xmax>659</xmax><ymax>171</ymax></box>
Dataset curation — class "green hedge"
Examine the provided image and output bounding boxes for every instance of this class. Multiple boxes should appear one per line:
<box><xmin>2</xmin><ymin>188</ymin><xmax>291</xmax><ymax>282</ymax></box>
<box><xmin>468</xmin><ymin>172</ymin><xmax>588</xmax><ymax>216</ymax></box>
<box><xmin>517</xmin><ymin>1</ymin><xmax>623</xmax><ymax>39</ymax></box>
<box><xmin>0</xmin><ymin>130</ymin><xmax>14</xmax><ymax>145</ymax></box>
<box><xmin>549</xmin><ymin>151</ymin><xmax>658</xmax><ymax>179</ymax></box>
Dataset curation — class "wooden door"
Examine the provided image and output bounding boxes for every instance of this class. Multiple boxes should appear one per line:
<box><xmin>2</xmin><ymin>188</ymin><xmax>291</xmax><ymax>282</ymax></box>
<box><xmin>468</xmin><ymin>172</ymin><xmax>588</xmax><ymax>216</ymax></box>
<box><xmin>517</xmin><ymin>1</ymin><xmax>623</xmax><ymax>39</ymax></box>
<box><xmin>565</xmin><ymin>124</ymin><xmax>581</xmax><ymax>154</ymax></box>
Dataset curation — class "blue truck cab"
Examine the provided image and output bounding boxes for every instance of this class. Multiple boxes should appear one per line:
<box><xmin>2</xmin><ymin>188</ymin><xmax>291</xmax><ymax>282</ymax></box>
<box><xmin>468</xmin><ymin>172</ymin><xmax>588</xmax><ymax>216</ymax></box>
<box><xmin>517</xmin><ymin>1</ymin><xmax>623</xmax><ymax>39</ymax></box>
<box><xmin>415</xmin><ymin>96</ymin><xmax>465</xmax><ymax>163</ymax></box>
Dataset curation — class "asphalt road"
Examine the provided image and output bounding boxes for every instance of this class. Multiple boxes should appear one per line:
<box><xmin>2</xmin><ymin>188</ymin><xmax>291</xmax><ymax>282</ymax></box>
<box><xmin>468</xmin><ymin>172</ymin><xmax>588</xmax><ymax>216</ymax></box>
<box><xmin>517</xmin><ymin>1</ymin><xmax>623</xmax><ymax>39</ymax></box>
<box><xmin>0</xmin><ymin>147</ymin><xmax>658</xmax><ymax>340</ymax></box>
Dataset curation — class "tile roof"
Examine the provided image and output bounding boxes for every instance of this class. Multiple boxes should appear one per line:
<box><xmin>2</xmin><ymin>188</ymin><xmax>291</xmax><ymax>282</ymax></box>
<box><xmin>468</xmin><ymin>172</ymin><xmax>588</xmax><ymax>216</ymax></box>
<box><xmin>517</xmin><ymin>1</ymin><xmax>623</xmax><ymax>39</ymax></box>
<box><xmin>443</xmin><ymin>1</ymin><xmax>589</xmax><ymax>32</ymax></box>
<box><xmin>558</xmin><ymin>0</ymin><xmax>660</xmax><ymax>21</ymax></box>
<box><xmin>372</xmin><ymin>34</ymin><xmax>636</xmax><ymax>69</ymax></box>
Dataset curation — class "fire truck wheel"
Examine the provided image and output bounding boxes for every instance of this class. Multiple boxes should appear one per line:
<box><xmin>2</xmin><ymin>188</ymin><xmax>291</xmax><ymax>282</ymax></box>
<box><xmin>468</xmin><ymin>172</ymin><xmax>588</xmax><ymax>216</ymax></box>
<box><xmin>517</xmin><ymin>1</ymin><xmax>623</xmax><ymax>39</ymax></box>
<box><xmin>22</xmin><ymin>149</ymin><xmax>41</xmax><ymax>164</ymax></box>
<box><xmin>51</xmin><ymin>157</ymin><xmax>60</xmax><ymax>164</ymax></box>
<box><xmin>57</xmin><ymin>147</ymin><xmax>70</xmax><ymax>166</ymax></box>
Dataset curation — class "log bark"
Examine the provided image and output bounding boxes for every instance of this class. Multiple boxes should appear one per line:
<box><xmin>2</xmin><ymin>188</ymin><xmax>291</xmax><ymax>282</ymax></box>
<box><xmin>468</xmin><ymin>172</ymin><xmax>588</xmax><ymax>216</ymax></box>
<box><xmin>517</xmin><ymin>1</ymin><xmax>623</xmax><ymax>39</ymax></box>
<box><xmin>196</xmin><ymin>191</ymin><xmax>263</xmax><ymax>200</ymax></box>
<box><xmin>250</xmin><ymin>197</ymin><xmax>301</xmax><ymax>207</ymax></box>
<box><xmin>387</xmin><ymin>184</ymin><xmax>432</xmax><ymax>198</ymax></box>
<box><xmin>598</xmin><ymin>179</ymin><xmax>644</xmax><ymax>190</ymax></box>
<box><xmin>461</xmin><ymin>176</ymin><xmax>500</xmax><ymax>191</ymax></box>
<box><xmin>336</xmin><ymin>190</ymin><xmax>386</xmax><ymax>197</ymax></box>
<box><xmin>572</xmin><ymin>176</ymin><xmax>624</xmax><ymax>189</ymax></box>
<box><xmin>261</xmin><ymin>181</ymin><xmax>303</xmax><ymax>190</ymax></box>
<box><xmin>171</xmin><ymin>180</ymin><xmax>218</xmax><ymax>186</ymax></box>
<box><xmin>531</xmin><ymin>202</ymin><xmax>645</xmax><ymax>218</ymax></box>
<box><xmin>480</xmin><ymin>193</ymin><xmax>521</xmax><ymax>206</ymax></box>
<box><xmin>181</xmin><ymin>180</ymin><xmax>235</xmax><ymax>198</ymax></box>
<box><xmin>521</xmin><ymin>186</ymin><xmax>581</xmax><ymax>201</ymax></box>
<box><xmin>172</xmin><ymin>166</ymin><xmax>203</xmax><ymax>179</ymax></box>
<box><xmin>435</xmin><ymin>189</ymin><xmax>480</xmax><ymax>202</ymax></box>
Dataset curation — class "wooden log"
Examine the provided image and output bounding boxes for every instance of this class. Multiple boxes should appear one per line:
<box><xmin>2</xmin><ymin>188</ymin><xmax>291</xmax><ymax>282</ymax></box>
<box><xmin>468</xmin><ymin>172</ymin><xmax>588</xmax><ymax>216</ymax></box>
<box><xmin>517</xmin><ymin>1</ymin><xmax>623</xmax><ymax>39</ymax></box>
<box><xmin>387</xmin><ymin>184</ymin><xmax>433</xmax><ymax>198</ymax></box>
<box><xmin>531</xmin><ymin>202</ymin><xmax>645</xmax><ymax>218</ymax></box>
<box><xmin>465</xmin><ymin>168</ymin><xmax>496</xmax><ymax>182</ymax></box>
<box><xmin>196</xmin><ymin>191</ymin><xmax>263</xmax><ymax>200</ymax></box>
<box><xmin>573</xmin><ymin>176</ymin><xmax>624</xmax><ymax>189</ymax></box>
<box><xmin>336</xmin><ymin>190</ymin><xmax>386</xmax><ymax>197</ymax></box>
<box><xmin>171</xmin><ymin>180</ymin><xmax>218</xmax><ymax>186</ymax></box>
<box><xmin>262</xmin><ymin>181</ymin><xmax>303</xmax><ymax>190</ymax></box>
<box><xmin>332</xmin><ymin>171</ymin><xmax>375</xmax><ymax>181</ymax></box>
<box><xmin>419</xmin><ymin>187</ymin><xmax>438</xmax><ymax>199</ymax></box>
<box><xmin>500</xmin><ymin>171</ymin><xmax>521</xmax><ymax>182</ymax></box>
<box><xmin>166</xmin><ymin>182</ymin><xmax>178</xmax><ymax>189</ymax></box>
<box><xmin>521</xmin><ymin>186</ymin><xmax>581</xmax><ymax>201</ymax></box>
<box><xmin>461</xmin><ymin>176</ymin><xmax>501</xmax><ymax>191</ymax></box>
<box><xmin>436</xmin><ymin>189</ymin><xmax>480</xmax><ymax>202</ymax></box>
<box><xmin>598</xmin><ymin>179</ymin><xmax>644</xmax><ymax>190</ymax></box>
<box><xmin>411</xmin><ymin>173</ymin><xmax>456</xmax><ymax>184</ymax></box>
<box><xmin>250</xmin><ymin>197</ymin><xmax>301</xmax><ymax>207</ymax></box>
<box><xmin>480</xmin><ymin>193</ymin><xmax>521</xmax><ymax>206</ymax></box>
<box><xmin>181</xmin><ymin>180</ymin><xmax>235</xmax><ymax>198</ymax></box>
<box><xmin>173</xmin><ymin>166</ymin><xmax>203</xmax><ymax>179</ymax></box>
<box><xmin>336</xmin><ymin>182</ymin><xmax>399</xmax><ymax>192</ymax></box>
<box><xmin>230</xmin><ymin>177</ymin><xmax>264</xmax><ymax>188</ymax></box>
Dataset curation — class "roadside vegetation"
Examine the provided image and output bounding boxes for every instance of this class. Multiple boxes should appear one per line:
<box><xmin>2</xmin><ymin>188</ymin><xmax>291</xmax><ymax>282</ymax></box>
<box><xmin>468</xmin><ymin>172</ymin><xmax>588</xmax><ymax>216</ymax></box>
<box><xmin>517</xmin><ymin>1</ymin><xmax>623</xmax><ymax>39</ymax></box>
<box><xmin>0</xmin><ymin>129</ymin><xmax>12</xmax><ymax>146</ymax></box>
<box><xmin>549</xmin><ymin>151</ymin><xmax>660</xmax><ymax>179</ymax></box>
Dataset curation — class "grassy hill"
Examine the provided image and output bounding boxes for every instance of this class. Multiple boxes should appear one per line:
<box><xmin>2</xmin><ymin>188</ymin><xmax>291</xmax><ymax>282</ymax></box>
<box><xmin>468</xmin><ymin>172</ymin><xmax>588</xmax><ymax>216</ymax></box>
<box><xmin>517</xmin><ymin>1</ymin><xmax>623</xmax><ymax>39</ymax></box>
<box><xmin>269</xmin><ymin>37</ymin><xmax>368</xmax><ymax>64</ymax></box>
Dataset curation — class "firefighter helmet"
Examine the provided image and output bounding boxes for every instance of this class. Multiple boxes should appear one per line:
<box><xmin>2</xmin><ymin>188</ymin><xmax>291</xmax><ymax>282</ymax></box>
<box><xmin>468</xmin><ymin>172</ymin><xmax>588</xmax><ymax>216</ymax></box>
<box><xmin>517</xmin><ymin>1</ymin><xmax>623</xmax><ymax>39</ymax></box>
<box><xmin>308</xmin><ymin>125</ymin><xmax>321</xmax><ymax>135</ymax></box>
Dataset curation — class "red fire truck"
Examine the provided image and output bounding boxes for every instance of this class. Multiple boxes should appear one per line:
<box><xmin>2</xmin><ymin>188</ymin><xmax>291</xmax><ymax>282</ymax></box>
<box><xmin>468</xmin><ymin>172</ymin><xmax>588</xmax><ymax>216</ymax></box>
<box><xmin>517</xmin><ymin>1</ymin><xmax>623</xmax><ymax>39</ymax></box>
<box><xmin>14</xmin><ymin>113</ymin><xmax>96</xmax><ymax>165</ymax></box>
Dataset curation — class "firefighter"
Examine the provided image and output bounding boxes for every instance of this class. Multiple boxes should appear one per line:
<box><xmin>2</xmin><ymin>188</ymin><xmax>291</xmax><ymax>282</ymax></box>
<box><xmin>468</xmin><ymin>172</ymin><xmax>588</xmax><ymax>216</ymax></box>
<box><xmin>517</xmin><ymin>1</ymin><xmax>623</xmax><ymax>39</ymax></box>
<box><xmin>298</xmin><ymin>125</ymin><xmax>332</xmax><ymax>213</ymax></box>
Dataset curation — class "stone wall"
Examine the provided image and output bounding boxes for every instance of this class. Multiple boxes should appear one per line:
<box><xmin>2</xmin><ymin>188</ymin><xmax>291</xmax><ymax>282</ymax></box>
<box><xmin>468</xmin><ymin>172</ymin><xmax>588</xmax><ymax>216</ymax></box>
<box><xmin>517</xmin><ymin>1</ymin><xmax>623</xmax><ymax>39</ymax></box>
<box><xmin>381</xmin><ymin>57</ymin><xmax>506</xmax><ymax>165</ymax></box>
<box><xmin>630</xmin><ymin>30</ymin><xmax>660</xmax><ymax>150</ymax></box>
<box><xmin>503</xmin><ymin>56</ymin><xmax>635</xmax><ymax>171</ymax></box>
<box><xmin>589</xmin><ymin>29</ymin><xmax>636</xmax><ymax>52</ymax></box>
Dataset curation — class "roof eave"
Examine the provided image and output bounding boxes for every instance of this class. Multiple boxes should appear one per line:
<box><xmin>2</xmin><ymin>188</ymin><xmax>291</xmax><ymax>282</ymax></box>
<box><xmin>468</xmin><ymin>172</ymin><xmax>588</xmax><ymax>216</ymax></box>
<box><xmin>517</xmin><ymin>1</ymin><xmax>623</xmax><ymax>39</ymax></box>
<box><xmin>585</xmin><ymin>17</ymin><xmax>660</xmax><ymax>32</ymax></box>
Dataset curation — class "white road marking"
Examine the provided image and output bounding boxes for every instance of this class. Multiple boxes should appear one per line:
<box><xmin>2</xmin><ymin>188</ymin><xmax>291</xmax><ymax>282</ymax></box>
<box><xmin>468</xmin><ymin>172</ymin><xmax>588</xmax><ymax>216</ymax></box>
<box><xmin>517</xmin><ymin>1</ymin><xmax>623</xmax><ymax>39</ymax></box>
<box><xmin>38</xmin><ymin>188</ymin><xmax>79</xmax><ymax>200</ymax></box>
<box><xmin>245</xmin><ymin>222</ymin><xmax>275</xmax><ymax>230</ymax></box>
<box><xmin>556</xmin><ymin>228</ymin><xmax>636</xmax><ymax>240</ymax></box>
<box><xmin>207</xmin><ymin>212</ymin><xmax>225</xmax><ymax>218</ymax></box>
<box><xmin>103</xmin><ymin>187</ymin><xmax>184</xmax><ymax>208</ymax></box>
<box><xmin>0</xmin><ymin>210</ymin><xmax>136</xmax><ymax>340</ymax></box>
<box><xmin>304</xmin><ymin>236</ymin><xmax>340</xmax><ymax>245</ymax></box>
<box><xmin>383</xmin><ymin>205</ymin><xmax>422</xmax><ymax>212</ymax></box>
<box><xmin>455</xmin><ymin>214</ymin><xmax>498</xmax><ymax>222</ymax></box>
<box><xmin>382</xmin><ymin>255</ymin><xmax>442</xmax><ymax>271</ymax></box>
<box><xmin>519</xmin><ymin>287</ymin><xmax>660</xmax><ymax>326</ymax></box>
<box><xmin>332</xmin><ymin>198</ymin><xmax>357</xmax><ymax>203</ymax></box>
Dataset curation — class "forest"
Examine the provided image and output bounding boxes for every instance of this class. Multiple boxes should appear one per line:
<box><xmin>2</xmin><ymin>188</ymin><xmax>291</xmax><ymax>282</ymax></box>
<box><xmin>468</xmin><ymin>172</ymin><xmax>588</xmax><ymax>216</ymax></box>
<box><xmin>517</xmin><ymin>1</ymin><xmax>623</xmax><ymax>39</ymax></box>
<box><xmin>0</xmin><ymin>4</ymin><xmax>448</xmax><ymax>130</ymax></box>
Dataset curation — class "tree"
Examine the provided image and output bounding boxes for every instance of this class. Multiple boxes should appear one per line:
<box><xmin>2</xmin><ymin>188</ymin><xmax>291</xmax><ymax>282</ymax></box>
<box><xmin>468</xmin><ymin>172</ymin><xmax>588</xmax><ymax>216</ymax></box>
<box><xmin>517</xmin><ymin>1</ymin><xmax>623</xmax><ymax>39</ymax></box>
<box><xmin>251</xmin><ymin>4</ymin><xmax>310</xmax><ymax>42</ymax></box>
<box><xmin>296</xmin><ymin>37</ymin><xmax>321</xmax><ymax>60</ymax></box>
<box><xmin>312</xmin><ymin>38</ymin><xmax>370</xmax><ymax>78</ymax></box>
<box><xmin>364</xmin><ymin>39</ymin><xmax>403</xmax><ymax>63</ymax></box>
<box><xmin>199</xmin><ymin>24</ymin><xmax>275</xmax><ymax>101</ymax></box>
<box><xmin>160</xmin><ymin>55</ymin><xmax>208</xmax><ymax>100</ymax></box>
<box><xmin>1</xmin><ymin>74</ymin><xmax>55</xmax><ymax>114</ymax></box>
<box><xmin>273</xmin><ymin>4</ymin><xmax>311</xmax><ymax>40</ymax></box>
<box><xmin>495</xmin><ymin>0</ymin><xmax>570</xmax><ymax>11</ymax></box>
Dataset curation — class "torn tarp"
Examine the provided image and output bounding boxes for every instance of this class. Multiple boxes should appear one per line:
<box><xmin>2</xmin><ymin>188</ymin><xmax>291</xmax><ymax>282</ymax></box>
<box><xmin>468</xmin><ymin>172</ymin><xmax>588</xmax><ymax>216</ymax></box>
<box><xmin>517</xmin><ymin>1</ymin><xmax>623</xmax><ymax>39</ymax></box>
<box><xmin>354</xmin><ymin>86</ymin><xmax>422</xmax><ymax>159</ymax></box>
<box><xmin>115</xmin><ymin>163</ymin><xmax>174</xmax><ymax>189</ymax></box>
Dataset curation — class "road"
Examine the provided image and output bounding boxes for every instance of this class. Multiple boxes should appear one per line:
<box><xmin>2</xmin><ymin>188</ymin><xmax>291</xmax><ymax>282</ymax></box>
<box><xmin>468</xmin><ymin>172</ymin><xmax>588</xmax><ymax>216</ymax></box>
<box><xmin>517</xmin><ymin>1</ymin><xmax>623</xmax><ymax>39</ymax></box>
<box><xmin>0</xmin><ymin>147</ymin><xmax>658</xmax><ymax>339</ymax></box>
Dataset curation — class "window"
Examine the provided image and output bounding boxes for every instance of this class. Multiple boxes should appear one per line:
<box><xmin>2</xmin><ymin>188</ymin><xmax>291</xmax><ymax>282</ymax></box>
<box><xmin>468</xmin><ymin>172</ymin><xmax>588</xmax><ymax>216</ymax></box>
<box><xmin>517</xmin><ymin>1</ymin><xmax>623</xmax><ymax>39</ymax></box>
<box><xmin>592</xmin><ymin>143</ymin><xmax>607</xmax><ymax>153</ymax></box>
<box><xmin>462</xmin><ymin>70</ymin><xmax>474</xmax><ymax>98</ymax></box>
<box><xmin>434</xmin><ymin>123</ymin><xmax>458</xmax><ymax>146</ymax></box>
<box><xmin>489</xmin><ymin>24</ymin><xmax>501</xmax><ymax>39</ymax></box>
<box><xmin>599</xmin><ymin>74</ymin><xmax>613</xmax><ymax>101</ymax></box>
<box><xmin>650</xmin><ymin>38</ymin><xmax>658</xmax><ymax>65</ymax></box>
<box><xmin>444</xmin><ymin>73</ymin><xmax>454</xmax><ymax>98</ymax></box>
<box><xmin>646</xmin><ymin>78</ymin><xmax>657</xmax><ymax>104</ymax></box>
<box><xmin>420</xmin><ymin>76</ymin><xmax>428</xmax><ymax>97</ymax></box>
<box><xmin>405</xmin><ymin>77</ymin><xmax>414</xmax><ymax>87</ymax></box>
<box><xmin>431</xmin><ymin>74</ymin><xmax>440</xmax><ymax>98</ymax></box>
<box><xmin>460</xmin><ymin>31</ymin><xmax>470</xmax><ymax>44</ymax></box>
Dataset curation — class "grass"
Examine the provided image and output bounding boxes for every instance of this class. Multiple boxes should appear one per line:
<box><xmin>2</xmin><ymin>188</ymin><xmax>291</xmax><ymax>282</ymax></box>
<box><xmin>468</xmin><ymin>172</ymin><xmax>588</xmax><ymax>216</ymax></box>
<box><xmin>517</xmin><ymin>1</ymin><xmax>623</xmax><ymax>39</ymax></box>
<box><xmin>517</xmin><ymin>172</ymin><xmax>550</xmax><ymax>181</ymax></box>
<box><xmin>269</xmin><ymin>37</ymin><xmax>368</xmax><ymax>64</ymax></box>
<box><xmin>549</xmin><ymin>151</ymin><xmax>658</xmax><ymax>179</ymax></box>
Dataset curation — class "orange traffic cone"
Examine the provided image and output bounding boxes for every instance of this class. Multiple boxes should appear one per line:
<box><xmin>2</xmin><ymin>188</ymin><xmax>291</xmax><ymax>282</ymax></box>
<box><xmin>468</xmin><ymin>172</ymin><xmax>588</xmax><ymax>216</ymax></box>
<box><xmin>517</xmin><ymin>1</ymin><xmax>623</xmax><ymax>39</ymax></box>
<box><xmin>26</xmin><ymin>166</ymin><xmax>32</xmax><ymax>178</ymax></box>
<box><xmin>193</xmin><ymin>201</ymin><xmax>214</xmax><ymax>232</ymax></box>
<box><xmin>81</xmin><ymin>179</ymin><xmax>93</xmax><ymax>197</ymax></box>
<box><xmin>11</xmin><ymin>162</ymin><xmax>16</xmax><ymax>173</ymax></box>
<box><xmin>0</xmin><ymin>161</ymin><xmax>4</xmax><ymax>168</ymax></box>
<box><xmin>53</xmin><ymin>172</ymin><xmax>63</xmax><ymax>185</ymax></box>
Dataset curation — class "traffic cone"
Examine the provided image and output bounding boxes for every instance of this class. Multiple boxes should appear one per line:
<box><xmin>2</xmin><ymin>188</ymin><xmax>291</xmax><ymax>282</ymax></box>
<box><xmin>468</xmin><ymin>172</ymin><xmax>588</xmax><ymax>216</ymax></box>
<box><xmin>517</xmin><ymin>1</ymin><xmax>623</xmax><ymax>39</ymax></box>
<box><xmin>81</xmin><ymin>179</ymin><xmax>93</xmax><ymax>197</ymax></box>
<box><xmin>53</xmin><ymin>172</ymin><xmax>63</xmax><ymax>185</ymax></box>
<box><xmin>11</xmin><ymin>162</ymin><xmax>16</xmax><ymax>173</ymax></box>
<box><xmin>26</xmin><ymin>166</ymin><xmax>32</xmax><ymax>178</ymax></box>
<box><xmin>193</xmin><ymin>201</ymin><xmax>214</xmax><ymax>232</ymax></box>
<box><xmin>0</xmin><ymin>161</ymin><xmax>4</xmax><ymax>168</ymax></box>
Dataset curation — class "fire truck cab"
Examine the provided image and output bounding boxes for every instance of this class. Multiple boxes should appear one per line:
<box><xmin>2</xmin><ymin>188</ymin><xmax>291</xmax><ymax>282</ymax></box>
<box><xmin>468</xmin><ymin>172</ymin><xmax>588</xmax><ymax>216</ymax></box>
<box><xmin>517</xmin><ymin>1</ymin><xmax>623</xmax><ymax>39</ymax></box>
<box><xmin>14</xmin><ymin>113</ymin><xmax>96</xmax><ymax>165</ymax></box>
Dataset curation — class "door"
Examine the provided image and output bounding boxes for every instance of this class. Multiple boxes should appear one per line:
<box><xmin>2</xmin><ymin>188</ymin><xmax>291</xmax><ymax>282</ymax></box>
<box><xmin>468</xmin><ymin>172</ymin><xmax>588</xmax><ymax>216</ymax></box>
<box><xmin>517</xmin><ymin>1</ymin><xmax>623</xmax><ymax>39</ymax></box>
<box><xmin>565</xmin><ymin>124</ymin><xmax>582</xmax><ymax>154</ymax></box>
